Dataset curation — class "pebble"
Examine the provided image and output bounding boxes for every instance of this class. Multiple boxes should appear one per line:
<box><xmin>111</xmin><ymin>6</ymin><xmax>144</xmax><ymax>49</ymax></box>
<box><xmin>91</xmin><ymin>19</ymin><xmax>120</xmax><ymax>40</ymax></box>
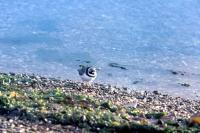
<box><xmin>153</xmin><ymin>90</ymin><xmax>159</xmax><ymax>95</ymax></box>
<box><xmin>0</xmin><ymin>72</ymin><xmax>200</xmax><ymax>132</ymax></box>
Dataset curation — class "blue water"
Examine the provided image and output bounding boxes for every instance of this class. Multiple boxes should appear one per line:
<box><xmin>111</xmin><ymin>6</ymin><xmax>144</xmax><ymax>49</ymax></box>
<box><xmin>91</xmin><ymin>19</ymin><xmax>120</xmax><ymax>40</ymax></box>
<box><xmin>0</xmin><ymin>0</ymin><xmax>200</xmax><ymax>99</ymax></box>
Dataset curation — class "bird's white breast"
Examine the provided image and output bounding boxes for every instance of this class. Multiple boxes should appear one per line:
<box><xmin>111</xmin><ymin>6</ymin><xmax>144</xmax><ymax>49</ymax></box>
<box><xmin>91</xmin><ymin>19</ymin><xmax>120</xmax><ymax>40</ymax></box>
<box><xmin>80</xmin><ymin>73</ymin><xmax>96</xmax><ymax>83</ymax></box>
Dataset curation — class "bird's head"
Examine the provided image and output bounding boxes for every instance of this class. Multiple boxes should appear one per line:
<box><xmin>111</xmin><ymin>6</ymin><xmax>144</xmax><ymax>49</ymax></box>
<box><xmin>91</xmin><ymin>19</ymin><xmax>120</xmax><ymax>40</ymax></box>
<box><xmin>86</xmin><ymin>67</ymin><xmax>97</xmax><ymax>77</ymax></box>
<box><xmin>88</xmin><ymin>67</ymin><xmax>96</xmax><ymax>74</ymax></box>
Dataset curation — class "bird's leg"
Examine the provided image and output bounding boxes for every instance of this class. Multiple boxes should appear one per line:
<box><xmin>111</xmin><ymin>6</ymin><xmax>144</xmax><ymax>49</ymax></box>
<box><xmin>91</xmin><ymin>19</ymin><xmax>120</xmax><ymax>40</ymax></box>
<box><xmin>88</xmin><ymin>82</ymin><xmax>93</xmax><ymax>88</ymax></box>
<box><xmin>82</xmin><ymin>81</ymin><xmax>86</xmax><ymax>87</ymax></box>
<box><xmin>86</xmin><ymin>82</ymin><xmax>92</xmax><ymax>88</ymax></box>
<box><xmin>82</xmin><ymin>81</ymin><xmax>89</xmax><ymax>88</ymax></box>
<box><xmin>82</xmin><ymin>81</ymin><xmax>93</xmax><ymax>89</ymax></box>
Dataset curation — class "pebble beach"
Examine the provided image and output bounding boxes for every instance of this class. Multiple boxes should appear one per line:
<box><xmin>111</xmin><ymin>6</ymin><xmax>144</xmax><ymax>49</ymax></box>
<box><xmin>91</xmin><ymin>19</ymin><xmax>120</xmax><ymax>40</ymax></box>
<box><xmin>0</xmin><ymin>72</ymin><xmax>200</xmax><ymax>132</ymax></box>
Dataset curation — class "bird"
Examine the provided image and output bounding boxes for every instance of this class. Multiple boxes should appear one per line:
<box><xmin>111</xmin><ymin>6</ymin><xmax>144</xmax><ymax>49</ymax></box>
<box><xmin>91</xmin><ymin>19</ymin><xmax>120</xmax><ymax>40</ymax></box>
<box><xmin>77</xmin><ymin>65</ymin><xmax>97</xmax><ymax>84</ymax></box>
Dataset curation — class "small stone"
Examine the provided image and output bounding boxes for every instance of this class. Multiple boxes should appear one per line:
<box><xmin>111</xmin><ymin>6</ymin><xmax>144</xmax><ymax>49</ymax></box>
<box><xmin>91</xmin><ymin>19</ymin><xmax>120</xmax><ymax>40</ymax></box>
<box><xmin>170</xmin><ymin>70</ymin><xmax>178</xmax><ymax>75</ymax></box>
<box><xmin>153</xmin><ymin>90</ymin><xmax>159</xmax><ymax>95</ymax></box>
<box><xmin>19</xmin><ymin>128</ymin><xmax>25</xmax><ymax>133</ymax></box>
<box><xmin>11</xmin><ymin>123</ymin><xmax>15</xmax><ymax>128</ymax></box>
<box><xmin>179</xmin><ymin>83</ymin><xmax>190</xmax><ymax>87</ymax></box>
<box><xmin>9</xmin><ymin>119</ymin><xmax>13</xmax><ymax>123</ymax></box>
<box><xmin>122</xmin><ymin>87</ymin><xmax>127</xmax><ymax>91</ymax></box>
<box><xmin>133</xmin><ymin>81</ymin><xmax>140</xmax><ymax>84</ymax></box>
<box><xmin>108</xmin><ymin>63</ymin><xmax>128</xmax><ymax>70</ymax></box>
<box><xmin>157</xmin><ymin>119</ymin><xmax>165</xmax><ymax>125</ymax></box>
<box><xmin>147</xmin><ymin>97</ymin><xmax>153</xmax><ymax>102</ymax></box>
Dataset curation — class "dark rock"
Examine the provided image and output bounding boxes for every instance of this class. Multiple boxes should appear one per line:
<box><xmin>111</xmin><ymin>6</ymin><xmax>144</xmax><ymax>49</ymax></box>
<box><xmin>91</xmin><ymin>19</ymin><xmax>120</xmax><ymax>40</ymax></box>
<box><xmin>147</xmin><ymin>97</ymin><xmax>153</xmax><ymax>102</ymax></box>
<box><xmin>179</xmin><ymin>102</ymin><xmax>184</xmax><ymax>105</ymax></box>
<box><xmin>122</xmin><ymin>87</ymin><xmax>128</xmax><ymax>91</ymax></box>
<box><xmin>9</xmin><ymin>108</ymin><xmax>22</xmax><ymax>117</ymax></box>
<box><xmin>133</xmin><ymin>81</ymin><xmax>140</xmax><ymax>84</ymax></box>
<box><xmin>0</xmin><ymin>108</ymin><xmax>8</xmax><ymax>115</ymax></box>
<box><xmin>136</xmin><ymin>95</ymin><xmax>145</xmax><ymax>99</ymax></box>
<box><xmin>170</xmin><ymin>70</ymin><xmax>178</xmax><ymax>75</ymax></box>
<box><xmin>9</xmin><ymin>72</ymin><xmax>16</xmax><ymax>76</ymax></box>
<box><xmin>169</xmin><ymin>70</ymin><xmax>186</xmax><ymax>76</ymax></box>
<box><xmin>163</xmin><ymin>94</ymin><xmax>168</xmax><ymax>97</ymax></box>
<box><xmin>179</xmin><ymin>83</ymin><xmax>190</xmax><ymax>87</ymax></box>
<box><xmin>108</xmin><ymin>63</ymin><xmax>128</xmax><ymax>70</ymax></box>
<box><xmin>167</xmin><ymin>105</ymin><xmax>172</xmax><ymax>109</ymax></box>
<box><xmin>157</xmin><ymin>119</ymin><xmax>165</xmax><ymax>125</ymax></box>
<box><xmin>153</xmin><ymin>90</ymin><xmax>159</xmax><ymax>95</ymax></box>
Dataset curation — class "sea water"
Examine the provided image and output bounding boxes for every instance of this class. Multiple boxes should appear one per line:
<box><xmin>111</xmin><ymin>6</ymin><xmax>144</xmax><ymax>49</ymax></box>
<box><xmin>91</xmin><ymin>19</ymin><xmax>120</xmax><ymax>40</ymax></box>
<box><xmin>0</xmin><ymin>0</ymin><xmax>200</xmax><ymax>99</ymax></box>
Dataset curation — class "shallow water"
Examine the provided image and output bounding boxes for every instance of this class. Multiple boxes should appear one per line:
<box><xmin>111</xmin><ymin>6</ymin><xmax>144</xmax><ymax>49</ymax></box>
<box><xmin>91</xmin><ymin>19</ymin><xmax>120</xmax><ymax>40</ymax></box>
<box><xmin>0</xmin><ymin>0</ymin><xmax>200</xmax><ymax>99</ymax></box>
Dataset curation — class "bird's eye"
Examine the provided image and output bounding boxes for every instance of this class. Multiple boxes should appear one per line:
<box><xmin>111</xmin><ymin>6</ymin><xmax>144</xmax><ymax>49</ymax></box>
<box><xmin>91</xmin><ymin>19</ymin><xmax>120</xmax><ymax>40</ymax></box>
<box><xmin>89</xmin><ymin>70</ymin><xmax>95</xmax><ymax>74</ymax></box>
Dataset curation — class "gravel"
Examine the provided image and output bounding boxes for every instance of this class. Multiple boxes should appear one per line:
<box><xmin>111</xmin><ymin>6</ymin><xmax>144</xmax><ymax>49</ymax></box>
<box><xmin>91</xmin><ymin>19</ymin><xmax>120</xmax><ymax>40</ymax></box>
<box><xmin>0</xmin><ymin>72</ymin><xmax>200</xmax><ymax>132</ymax></box>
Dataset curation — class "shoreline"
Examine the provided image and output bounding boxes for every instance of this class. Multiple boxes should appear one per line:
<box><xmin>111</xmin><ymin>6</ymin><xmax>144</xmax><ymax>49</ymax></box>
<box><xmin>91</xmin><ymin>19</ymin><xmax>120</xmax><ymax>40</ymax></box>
<box><xmin>0</xmin><ymin>72</ymin><xmax>200</xmax><ymax>132</ymax></box>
